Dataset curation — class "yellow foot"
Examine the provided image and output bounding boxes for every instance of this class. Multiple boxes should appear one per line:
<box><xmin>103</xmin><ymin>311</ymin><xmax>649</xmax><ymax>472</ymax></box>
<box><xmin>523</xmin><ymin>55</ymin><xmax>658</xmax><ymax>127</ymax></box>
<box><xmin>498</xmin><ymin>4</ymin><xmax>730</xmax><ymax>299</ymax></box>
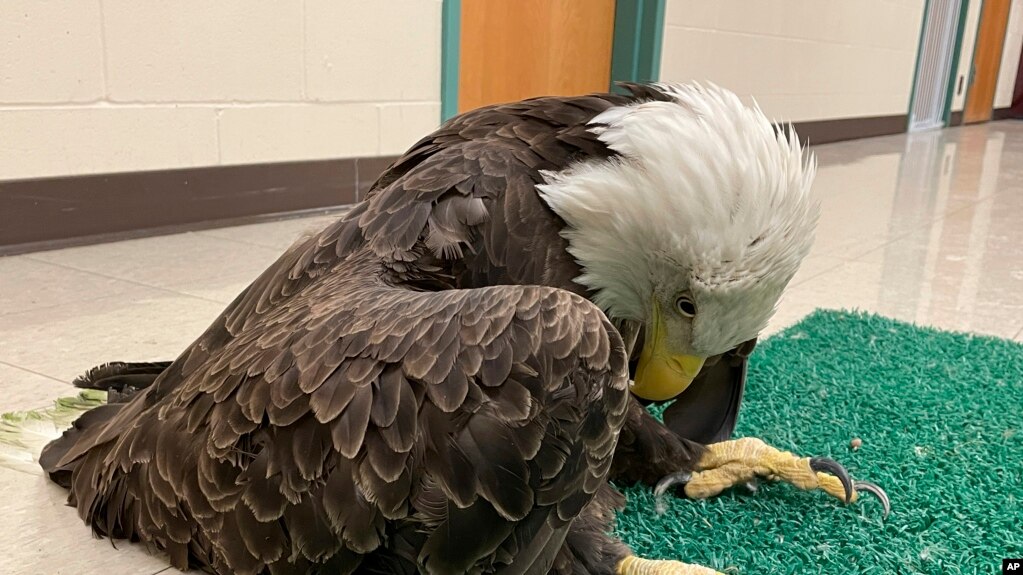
<box><xmin>617</xmin><ymin>555</ymin><xmax>724</xmax><ymax>575</ymax></box>
<box><xmin>656</xmin><ymin>437</ymin><xmax>890</xmax><ymax>515</ymax></box>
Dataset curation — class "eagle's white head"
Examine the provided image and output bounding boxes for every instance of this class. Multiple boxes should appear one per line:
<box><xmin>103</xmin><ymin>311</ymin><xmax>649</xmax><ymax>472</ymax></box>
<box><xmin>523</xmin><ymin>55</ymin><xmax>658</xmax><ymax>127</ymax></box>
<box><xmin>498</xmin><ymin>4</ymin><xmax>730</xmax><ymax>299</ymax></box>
<box><xmin>538</xmin><ymin>82</ymin><xmax>818</xmax><ymax>400</ymax></box>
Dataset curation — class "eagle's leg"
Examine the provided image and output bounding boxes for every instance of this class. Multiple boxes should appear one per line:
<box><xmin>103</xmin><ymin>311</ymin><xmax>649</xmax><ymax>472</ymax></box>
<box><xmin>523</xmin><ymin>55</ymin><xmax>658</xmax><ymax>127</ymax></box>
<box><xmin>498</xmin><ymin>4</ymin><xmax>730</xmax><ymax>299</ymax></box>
<box><xmin>554</xmin><ymin>484</ymin><xmax>724</xmax><ymax>575</ymax></box>
<box><xmin>608</xmin><ymin>397</ymin><xmax>708</xmax><ymax>486</ymax></box>
<box><xmin>616</xmin><ymin>556</ymin><xmax>724</xmax><ymax>575</ymax></box>
<box><xmin>654</xmin><ymin>437</ymin><xmax>891</xmax><ymax>517</ymax></box>
<box><xmin>609</xmin><ymin>400</ymin><xmax>890</xmax><ymax>515</ymax></box>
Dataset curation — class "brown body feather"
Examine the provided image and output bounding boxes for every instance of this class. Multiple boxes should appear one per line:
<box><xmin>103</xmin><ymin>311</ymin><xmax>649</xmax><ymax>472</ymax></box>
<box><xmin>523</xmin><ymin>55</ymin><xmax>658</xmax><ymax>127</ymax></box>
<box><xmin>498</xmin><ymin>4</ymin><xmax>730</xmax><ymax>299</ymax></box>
<box><xmin>41</xmin><ymin>86</ymin><xmax>736</xmax><ymax>574</ymax></box>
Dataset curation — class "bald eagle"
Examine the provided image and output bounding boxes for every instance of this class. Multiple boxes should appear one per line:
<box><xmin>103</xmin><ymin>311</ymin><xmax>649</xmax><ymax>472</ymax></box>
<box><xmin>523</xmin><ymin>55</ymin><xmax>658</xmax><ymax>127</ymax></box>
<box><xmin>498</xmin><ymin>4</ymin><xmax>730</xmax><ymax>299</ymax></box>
<box><xmin>39</xmin><ymin>83</ymin><xmax>887</xmax><ymax>575</ymax></box>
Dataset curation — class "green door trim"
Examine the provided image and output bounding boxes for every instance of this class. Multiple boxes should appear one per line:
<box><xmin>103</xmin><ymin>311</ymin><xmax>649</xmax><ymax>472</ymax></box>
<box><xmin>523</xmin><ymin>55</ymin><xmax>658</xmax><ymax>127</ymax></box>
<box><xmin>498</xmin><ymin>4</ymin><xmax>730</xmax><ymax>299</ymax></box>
<box><xmin>906</xmin><ymin>0</ymin><xmax>933</xmax><ymax>129</ymax></box>
<box><xmin>440</xmin><ymin>0</ymin><xmax>667</xmax><ymax>120</ymax></box>
<box><xmin>907</xmin><ymin>0</ymin><xmax>971</xmax><ymax>129</ymax></box>
<box><xmin>610</xmin><ymin>0</ymin><xmax>667</xmax><ymax>90</ymax></box>
<box><xmin>943</xmin><ymin>0</ymin><xmax>971</xmax><ymax>124</ymax></box>
<box><xmin>440</xmin><ymin>0</ymin><xmax>461</xmax><ymax>122</ymax></box>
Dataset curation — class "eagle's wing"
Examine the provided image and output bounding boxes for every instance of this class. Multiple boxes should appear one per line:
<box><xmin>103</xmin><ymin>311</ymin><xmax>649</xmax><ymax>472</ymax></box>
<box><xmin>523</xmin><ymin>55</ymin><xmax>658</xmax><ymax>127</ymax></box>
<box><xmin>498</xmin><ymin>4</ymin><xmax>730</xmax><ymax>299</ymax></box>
<box><xmin>45</xmin><ymin>261</ymin><xmax>628</xmax><ymax>574</ymax></box>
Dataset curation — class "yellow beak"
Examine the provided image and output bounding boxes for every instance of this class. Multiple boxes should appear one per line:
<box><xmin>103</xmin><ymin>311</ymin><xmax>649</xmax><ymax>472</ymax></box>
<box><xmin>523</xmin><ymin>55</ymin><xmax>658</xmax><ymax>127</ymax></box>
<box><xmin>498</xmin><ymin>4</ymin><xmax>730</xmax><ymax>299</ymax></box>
<box><xmin>631</xmin><ymin>302</ymin><xmax>706</xmax><ymax>401</ymax></box>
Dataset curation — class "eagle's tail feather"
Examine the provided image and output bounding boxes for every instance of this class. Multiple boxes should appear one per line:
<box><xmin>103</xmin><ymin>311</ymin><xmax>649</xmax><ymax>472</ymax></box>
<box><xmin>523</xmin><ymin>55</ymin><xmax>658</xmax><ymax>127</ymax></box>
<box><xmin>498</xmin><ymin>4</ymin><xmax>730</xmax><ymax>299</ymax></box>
<box><xmin>72</xmin><ymin>360</ymin><xmax>172</xmax><ymax>400</ymax></box>
<box><xmin>0</xmin><ymin>389</ymin><xmax>107</xmax><ymax>477</ymax></box>
<box><xmin>3</xmin><ymin>360</ymin><xmax>172</xmax><ymax>480</ymax></box>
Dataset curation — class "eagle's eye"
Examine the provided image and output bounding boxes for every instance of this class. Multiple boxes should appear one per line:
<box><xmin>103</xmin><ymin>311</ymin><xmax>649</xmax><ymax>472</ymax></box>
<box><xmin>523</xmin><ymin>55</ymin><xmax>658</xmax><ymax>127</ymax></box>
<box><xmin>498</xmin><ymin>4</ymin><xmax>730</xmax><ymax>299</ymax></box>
<box><xmin>675</xmin><ymin>296</ymin><xmax>697</xmax><ymax>317</ymax></box>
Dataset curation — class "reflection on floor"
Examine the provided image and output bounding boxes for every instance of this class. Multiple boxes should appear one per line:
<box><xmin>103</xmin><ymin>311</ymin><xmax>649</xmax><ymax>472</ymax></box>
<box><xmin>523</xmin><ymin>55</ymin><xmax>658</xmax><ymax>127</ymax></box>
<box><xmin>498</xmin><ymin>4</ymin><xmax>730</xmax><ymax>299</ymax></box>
<box><xmin>1</xmin><ymin>121</ymin><xmax>1022</xmax><ymax>573</ymax></box>
<box><xmin>773</xmin><ymin>121</ymin><xmax>1023</xmax><ymax>341</ymax></box>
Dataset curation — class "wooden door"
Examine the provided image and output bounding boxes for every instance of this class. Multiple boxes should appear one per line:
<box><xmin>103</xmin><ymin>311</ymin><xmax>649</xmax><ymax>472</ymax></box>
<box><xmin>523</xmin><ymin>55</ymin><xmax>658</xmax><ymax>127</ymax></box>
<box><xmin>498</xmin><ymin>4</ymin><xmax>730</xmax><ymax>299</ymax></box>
<box><xmin>964</xmin><ymin>0</ymin><xmax>1012</xmax><ymax>123</ymax></box>
<box><xmin>458</xmin><ymin>0</ymin><xmax>616</xmax><ymax>114</ymax></box>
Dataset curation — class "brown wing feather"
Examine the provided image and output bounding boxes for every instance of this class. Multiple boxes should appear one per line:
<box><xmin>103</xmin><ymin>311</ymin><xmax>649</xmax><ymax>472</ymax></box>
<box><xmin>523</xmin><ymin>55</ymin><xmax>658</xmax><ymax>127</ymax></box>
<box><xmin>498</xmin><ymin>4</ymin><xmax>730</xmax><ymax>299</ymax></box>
<box><xmin>45</xmin><ymin>249</ymin><xmax>628</xmax><ymax>574</ymax></box>
<box><xmin>353</xmin><ymin>92</ymin><xmax>631</xmax><ymax>294</ymax></box>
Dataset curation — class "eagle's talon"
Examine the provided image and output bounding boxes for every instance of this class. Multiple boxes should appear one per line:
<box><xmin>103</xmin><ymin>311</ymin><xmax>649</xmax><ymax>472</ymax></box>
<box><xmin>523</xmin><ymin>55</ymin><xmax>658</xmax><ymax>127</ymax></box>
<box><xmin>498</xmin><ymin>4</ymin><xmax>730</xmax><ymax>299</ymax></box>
<box><xmin>653</xmin><ymin>471</ymin><xmax>692</xmax><ymax>514</ymax></box>
<box><xmin>653</xmin><ymin>471</ymin><xmax>692</xmax><ymax>498</ymax></box>
<box><xmin>672</xmin><ymin>438</ymin><xmax>890</xmax><ymax>518</ymax></box>
<box><xmin>617</xmin><ymin>555</ymin><xmax>725</xmax><ymax>575</ymax></box>
<box><xmin>809</xmin><ymin>456</ymin><xmax>853</xmax><ymax>503</ymax></box>
<box><xmin>854</xmin><ymin>480</ymin><xmax>891</xmax><ymax>518</ymax></box>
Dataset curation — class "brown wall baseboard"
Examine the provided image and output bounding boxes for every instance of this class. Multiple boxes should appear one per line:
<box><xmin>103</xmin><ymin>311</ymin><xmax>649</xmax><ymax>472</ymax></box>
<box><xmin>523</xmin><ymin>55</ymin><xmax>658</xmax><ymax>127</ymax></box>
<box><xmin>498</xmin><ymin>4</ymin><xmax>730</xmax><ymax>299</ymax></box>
<box><xmin>948</xmin><ymin>107</ymin><xmax>1017</xmax><ymax>126</ymax></box>
<box><xmin>0</xmin><ymin>156</ymin><xmax>398</xmax><ymax>256</ymax></box>
<box><xmin>0</xmin><ymin>111</ymin><xmax>944</xmax><ymax>256</ymax></box>
<box><xmin>993</xmin><ymin>107</ymin><xmax>1019</xmax><ymax>120</ymax></box>
<box><xmin>790</xmin><ymin>114</ymin><xmax>908</xmax><ymax>146</ymax></box>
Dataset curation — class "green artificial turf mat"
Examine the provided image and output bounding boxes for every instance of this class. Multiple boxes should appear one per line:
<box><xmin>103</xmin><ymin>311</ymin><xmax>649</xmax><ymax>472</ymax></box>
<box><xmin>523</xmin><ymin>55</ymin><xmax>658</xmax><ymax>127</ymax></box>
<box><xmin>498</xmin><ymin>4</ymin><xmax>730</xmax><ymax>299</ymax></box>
<box><xmin>615</xmin><ymin>309</ymin><xmax>1023</xmax><ymax>574</ymax></box>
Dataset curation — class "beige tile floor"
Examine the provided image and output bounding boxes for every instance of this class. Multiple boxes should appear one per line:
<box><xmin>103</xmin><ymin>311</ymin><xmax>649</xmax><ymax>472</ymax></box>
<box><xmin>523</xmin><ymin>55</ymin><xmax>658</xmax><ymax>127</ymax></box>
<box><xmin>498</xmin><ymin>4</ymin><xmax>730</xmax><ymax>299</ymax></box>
<box><xmin>1</xmin><ymin>121</ymin><xmax>1022</xmax><ymax>572</ymax></box>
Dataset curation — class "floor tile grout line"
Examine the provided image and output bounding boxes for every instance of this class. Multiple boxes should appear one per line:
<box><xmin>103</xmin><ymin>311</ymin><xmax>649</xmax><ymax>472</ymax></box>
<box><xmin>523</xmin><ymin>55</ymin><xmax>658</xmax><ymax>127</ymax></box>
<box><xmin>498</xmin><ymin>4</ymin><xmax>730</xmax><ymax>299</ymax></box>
<box><xmin>0</xmin><ymin>258</ymin><xmax>152</xmax><ymax>317</ymax></box>
<box><xmin>0</xmin><ymin>359</ymin><xmax>71</xmax><ymax>385</ymax></box>
<box><xmin>813</xmin><ymin>224</ymin><xmax>918</xmax><ymax>261</ymax></box>
<box><xmin>813</xmin><ymin>232</ymin><xmax>912</xmax><ymax>266</ymax></box>
<box><xmin>21</xmin><ymin>255</ymin><xmax>233</xmax><ymax>307</ymax></box>
<box><xmin>185</xmin><ymin>229</ymin><xmax>302</xmax><ymax>252</ymax></box>
<box><xmin>833</xmin><ymin>196</ymin><xmax>993</xmax><ymax>264</ymax></box>
<box><xmin>814</xmin><ymin>193</ymin><xmax>1000</xmax><ymax>263</ymax></box>
<box><xmin>15</xmin><ymin>214</ymin><xmax>349</xmax><ymax>305</ymax></box>
<box><xmin>789</xmin><ymin>257</ymin><xmax>848</xmax><ymax>288</ymax></box>
<box><xmin>0</xmin><ymin>296</ymin><xmax>113</xmax><ymax>319</ymax></box>
<box><xmin>191</xmin><ymin>209</ymin><xmax>351</xmax><ymax>249</ymax></box>
<box><xmin>2</xmin><ymin>400</ymin><xmax>67</xmax><ymax>413</ymax></box>
<box><xmin>191</xmin><ymin>230</ymin><xmax>293</xmax><ymax>250</ymax></box>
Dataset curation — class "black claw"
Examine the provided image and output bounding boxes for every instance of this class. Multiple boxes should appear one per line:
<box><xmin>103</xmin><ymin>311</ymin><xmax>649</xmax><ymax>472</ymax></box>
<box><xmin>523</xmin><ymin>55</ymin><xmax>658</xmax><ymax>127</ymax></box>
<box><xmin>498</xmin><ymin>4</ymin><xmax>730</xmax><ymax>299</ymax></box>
<box><xmin>742</xmin><ymin>478</ymin><xmax>759</xmax><ymax>494</ymax></box>
<box><xmin>809</xmin><ymin>456</ymin><xmax>854</xmax><ymax>503</ymax></box>
<box><xmin>653</xmin><ymin>471</ymin><xmax>692</xmax><ymax>515</ymax></box>
<box><xmin>653</xmin><ymin>471</ymin><xmax>692</xmax><ymax>498</ymax></box>
<box><xmin>855</xmin><ymin>480</ymin><xmax>891</xmax><ymax>519</ymax></box>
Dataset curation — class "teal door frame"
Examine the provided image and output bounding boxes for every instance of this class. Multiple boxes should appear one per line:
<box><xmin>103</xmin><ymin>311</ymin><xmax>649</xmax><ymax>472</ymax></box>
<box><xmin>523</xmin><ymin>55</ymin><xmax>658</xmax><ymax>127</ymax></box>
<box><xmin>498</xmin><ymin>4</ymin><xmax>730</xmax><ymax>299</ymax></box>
<box><xmin>440</xmin><ymin>0</ymin><xmax>667</xmax><ymax>122</ymax></box>
<box><xmin>942</xmin><ymin>0</ymin><xmax>971</xmax><ymax>124</ymax></box>
<box><xmin>907</xmin><ymin>0</ymin><xmax>972</xmax><ymax>129</ymax></box>
<box><xmin>440</xmin><ymin>0</ymin><xmax>462</xmax><ymax>122</ymax></box>
<box><xmin>906</xmin><ymin>0</ymin><xmax>931</xmax><ymax>128</ymax></box>
<box><xmin>609</xmin><ymin>0</ymin><xmax>667</xmax><ymax>91</ymax></box>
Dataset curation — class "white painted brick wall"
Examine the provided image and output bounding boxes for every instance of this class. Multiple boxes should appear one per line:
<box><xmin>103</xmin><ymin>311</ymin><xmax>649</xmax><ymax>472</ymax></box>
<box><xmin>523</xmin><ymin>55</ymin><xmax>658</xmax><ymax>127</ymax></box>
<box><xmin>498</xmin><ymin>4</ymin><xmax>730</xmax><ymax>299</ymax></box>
<box><xmin>0</xmin><ymin>0</ymin><xmax>442</xmax><ymax>180</ymax></box>
<box><xmin>0</xmin><ymin>2</ymin><xmax>105</xmax><ymax>103</ymax></box>
<box><xmin>305</xmin><ymin>0</ymin><xmax>442</xmax><ymax>102</ymax></box>
<box><xmin>0</xmin><ymin>107</ymin><xmax>219</xmax><ymax>177</ymax></box>
<box><xmin>659</xmin><ymin>0</ymin><xmax>927</xmax><ymax>123</ymax></box>
<box><xmin>103</xmin><ymin>1</ymin><xmax>306</xmax><ymax>103</ymax></box>
<box><xmin>995</xmin><ymin>0</ymin><xmax>1023</xmax><ymax>109</ymax></box>
<box><xmin>218</xmin><ymin>104</ymin><xmax>380</xmax><ymax>164</ymax></box>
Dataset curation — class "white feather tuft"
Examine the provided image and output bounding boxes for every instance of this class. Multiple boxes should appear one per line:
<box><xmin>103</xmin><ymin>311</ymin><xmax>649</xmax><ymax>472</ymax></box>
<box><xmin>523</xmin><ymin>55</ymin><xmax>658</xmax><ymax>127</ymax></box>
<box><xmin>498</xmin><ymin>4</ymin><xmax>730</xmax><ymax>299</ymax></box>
<box><xmin>538</xmin><ymin>82</ymin><xmax>819</xmax><ymax>355</ymax></box>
